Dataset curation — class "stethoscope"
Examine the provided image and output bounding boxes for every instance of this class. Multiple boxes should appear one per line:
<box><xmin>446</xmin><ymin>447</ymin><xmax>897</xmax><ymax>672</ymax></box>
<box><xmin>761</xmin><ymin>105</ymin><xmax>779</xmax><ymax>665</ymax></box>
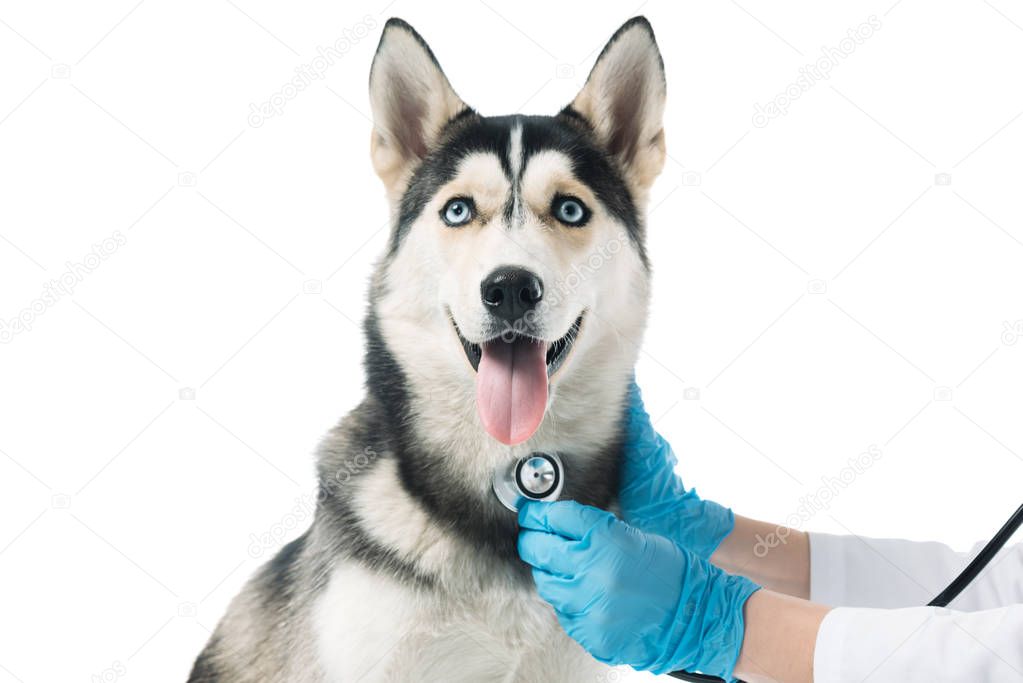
<box><xmin>495</xmin><ymin>453</ymin><xmax>1023</xmax><ymax>683</ymax></box>
<box><xmin>493</xmin><ymin>452</ymin><xmax>565</xmax><ymax>511</ymax></box>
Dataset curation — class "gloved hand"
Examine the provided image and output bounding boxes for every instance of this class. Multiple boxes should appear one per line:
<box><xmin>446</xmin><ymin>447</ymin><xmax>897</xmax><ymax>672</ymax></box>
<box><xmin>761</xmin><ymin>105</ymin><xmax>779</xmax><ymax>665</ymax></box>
<box><xmin>518</xmin><ymin>500</ymin><xmax>759</xmax><ymax>680</ymax></box>
<box><xmin>620</xmin><ymin>380</ymin><xmax>734</xmax><ymax>559</ymax></box>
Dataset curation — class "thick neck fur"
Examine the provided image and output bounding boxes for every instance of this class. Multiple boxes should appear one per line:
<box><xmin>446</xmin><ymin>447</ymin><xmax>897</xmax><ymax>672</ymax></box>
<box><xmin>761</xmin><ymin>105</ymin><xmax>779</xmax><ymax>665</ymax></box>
<box><xmin>358</xmin><ymin>306</ymin><xmax>626</xmax><ymax>567</ymax></box>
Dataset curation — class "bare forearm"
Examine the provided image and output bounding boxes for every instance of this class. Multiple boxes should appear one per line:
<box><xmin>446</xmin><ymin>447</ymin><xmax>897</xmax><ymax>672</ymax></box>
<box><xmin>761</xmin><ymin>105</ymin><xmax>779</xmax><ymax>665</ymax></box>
<box><xmin>713</xmin><ymin>516</ymin><xmax>827</xmax><ymax>682</ymax></box>
<box><xmin>711</xmin><ymin>514</ymin><xmax>810</xmax><ymax>599</ymax></box>
<box><xmin>733</xmin><ymin>590</ymin><xmax>830</xmax><ymax>683</ymax></box>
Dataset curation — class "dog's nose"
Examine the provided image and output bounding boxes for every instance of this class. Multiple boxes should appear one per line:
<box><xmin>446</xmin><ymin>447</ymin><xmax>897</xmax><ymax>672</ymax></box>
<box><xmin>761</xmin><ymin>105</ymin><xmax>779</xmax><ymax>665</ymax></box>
<box><xmin>481</xmin><ymin>267</ymin><xmax>544</xmax><ymax>322</ymax></box>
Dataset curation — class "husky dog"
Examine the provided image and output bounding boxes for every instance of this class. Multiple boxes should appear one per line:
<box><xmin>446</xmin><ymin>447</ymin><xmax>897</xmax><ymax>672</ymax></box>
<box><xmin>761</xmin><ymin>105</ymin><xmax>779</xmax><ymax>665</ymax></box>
<box><xmin>189</xmin><ymin>15</ymin><xmax>667</xmax><ymax>682</ymax></box>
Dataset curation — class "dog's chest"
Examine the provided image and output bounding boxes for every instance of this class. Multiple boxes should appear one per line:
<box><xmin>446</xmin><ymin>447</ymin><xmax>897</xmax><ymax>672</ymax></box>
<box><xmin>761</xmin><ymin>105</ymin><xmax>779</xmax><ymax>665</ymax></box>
<box><xmin>312</xmin><ymin>562</ymin><xmax>612</xmax><ymax>682</ymax></box>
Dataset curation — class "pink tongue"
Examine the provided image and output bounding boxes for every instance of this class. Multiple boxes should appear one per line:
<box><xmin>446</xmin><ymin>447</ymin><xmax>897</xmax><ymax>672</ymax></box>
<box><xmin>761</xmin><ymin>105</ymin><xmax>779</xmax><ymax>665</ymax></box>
<box><xmin>476</xmin><ymin>337</ymin><xmax>549</xmax><ymax>445</ymax></box>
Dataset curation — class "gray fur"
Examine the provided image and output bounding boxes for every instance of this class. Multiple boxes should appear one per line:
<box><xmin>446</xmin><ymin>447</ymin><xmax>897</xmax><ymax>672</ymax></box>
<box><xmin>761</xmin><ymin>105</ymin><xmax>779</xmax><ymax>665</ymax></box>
<box><xmin>189</xmin><ymin>15</ymin><xmax>665</xmax><ymax>682</ymax></box>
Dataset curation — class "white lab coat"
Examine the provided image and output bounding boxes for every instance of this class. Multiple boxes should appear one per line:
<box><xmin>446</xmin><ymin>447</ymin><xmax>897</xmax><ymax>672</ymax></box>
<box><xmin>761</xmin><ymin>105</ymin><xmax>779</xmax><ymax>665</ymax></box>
<box><xmin>809</xmin><ymin>532</ymin><xmax>1023</xmax><ymax>682</ymax></box>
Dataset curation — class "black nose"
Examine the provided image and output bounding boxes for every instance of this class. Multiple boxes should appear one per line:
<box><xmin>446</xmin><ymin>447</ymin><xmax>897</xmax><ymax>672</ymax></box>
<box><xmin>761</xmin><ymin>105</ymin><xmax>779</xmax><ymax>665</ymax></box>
<box><xmin>481</xmin><ymin>267</ymin><xmax>544</xmax><ymax>323</ymax></box>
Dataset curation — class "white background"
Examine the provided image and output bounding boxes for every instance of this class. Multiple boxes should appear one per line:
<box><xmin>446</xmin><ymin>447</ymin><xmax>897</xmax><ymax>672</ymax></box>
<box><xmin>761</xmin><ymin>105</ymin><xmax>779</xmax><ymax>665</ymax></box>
<box><xmin>2</xmin><ymin>1</ymin><xmax>1023</xmax><ymax>681</ymax></box>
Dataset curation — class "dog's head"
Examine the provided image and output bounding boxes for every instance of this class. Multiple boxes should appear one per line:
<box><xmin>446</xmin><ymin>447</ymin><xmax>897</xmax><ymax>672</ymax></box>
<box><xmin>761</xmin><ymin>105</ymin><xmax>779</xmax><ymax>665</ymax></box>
<box><xmin>366</xmin><ymin>17</ymin><xmax>665</xmax><ymax>451</ymax></box>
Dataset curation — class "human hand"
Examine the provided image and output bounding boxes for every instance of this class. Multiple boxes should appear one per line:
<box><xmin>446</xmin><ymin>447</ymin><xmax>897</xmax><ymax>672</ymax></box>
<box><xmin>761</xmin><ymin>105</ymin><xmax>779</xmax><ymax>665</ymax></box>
<box><xmin>619</xmin><ymin>380</ymin><xmax>734</xmax><ymax>559</ymax></box>
<box><xmin>518</xmin><ymin>500</ymin><xmax>759</xmax><ymax>679</ymax></box>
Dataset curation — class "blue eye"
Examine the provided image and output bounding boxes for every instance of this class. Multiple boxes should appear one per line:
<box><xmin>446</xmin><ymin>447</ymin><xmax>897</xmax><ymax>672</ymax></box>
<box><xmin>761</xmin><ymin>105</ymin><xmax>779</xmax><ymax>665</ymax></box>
<box><xmin>552</xmin><ymin>196</ymin><xmax>589</xmax><ymax>226</ymax></box>
<box><xmin>442</xmin><ymin>198</ymin><xmax>474</xmax><ymax>226</ymax></box>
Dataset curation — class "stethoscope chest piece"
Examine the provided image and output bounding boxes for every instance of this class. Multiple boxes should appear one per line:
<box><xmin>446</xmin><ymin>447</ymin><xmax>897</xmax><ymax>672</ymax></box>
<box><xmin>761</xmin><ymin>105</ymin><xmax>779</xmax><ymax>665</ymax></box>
<box><xmin>493</xmin><ymin>452</ymin><xmax>564</xmax><ymax>511</ymax></box>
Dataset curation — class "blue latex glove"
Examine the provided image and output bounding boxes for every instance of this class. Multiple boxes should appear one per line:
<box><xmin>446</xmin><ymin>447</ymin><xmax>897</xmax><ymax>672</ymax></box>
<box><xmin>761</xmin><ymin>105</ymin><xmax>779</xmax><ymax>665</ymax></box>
<box><xmin>519</xmin><ymin>500</ymin><xmax>759</xmax><ymax>680</ymax></box>
<box><xmin>620</xmin><ymin>380</ymin><xmax>734</xmax><ymax>559</ymax></box>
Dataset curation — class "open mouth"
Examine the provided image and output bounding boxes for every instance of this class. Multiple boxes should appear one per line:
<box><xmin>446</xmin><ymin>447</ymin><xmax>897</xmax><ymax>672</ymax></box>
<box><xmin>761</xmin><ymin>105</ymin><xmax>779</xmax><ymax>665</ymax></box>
<box><xmin>454</xmin><ymin>314</ymin><xmax>584</xmax><ymax>378</ymax></box>
<box><xmin>452</xmin><ymin>313</ymin><xmax>585</xmax><ymax>446</ymax></box>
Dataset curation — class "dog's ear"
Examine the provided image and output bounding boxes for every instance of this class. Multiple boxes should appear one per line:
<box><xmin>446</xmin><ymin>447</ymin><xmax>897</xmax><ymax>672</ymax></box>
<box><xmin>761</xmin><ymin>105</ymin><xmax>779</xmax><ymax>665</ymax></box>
<box><xmin>369</xmin><ymin>19</ymin><xmax>468</xmax><ymax>198</ymax></box>
<box><xmin>566</xmin><ymin>17</ymin><xmax>666</xmax><ymax>196</ymax></box>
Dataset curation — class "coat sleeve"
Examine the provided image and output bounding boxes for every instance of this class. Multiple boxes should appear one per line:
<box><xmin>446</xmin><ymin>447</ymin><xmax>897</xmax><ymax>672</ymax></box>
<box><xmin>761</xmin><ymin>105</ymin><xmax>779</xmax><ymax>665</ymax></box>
<box><xmin>809</xmin><ymin>533</ymin><xmax>1023</xmax><ymax>682</ymax></box>
<box><xmin>808</xmin><ymin>531</ymin><xmax>1023</xmax><ymax>610</ymax></box>
<box><xmin>813</xmin><ymin>603</ymin><xmax>1023</xmax><ymax>682</ymax></box>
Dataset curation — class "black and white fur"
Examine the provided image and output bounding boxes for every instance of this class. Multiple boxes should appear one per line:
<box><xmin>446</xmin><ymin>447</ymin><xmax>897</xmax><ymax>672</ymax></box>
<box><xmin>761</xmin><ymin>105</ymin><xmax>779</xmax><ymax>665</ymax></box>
<box><xmin>189</xmin><ymin>16</ymin><xmax>667</xmax><ymax>682</ymax></box>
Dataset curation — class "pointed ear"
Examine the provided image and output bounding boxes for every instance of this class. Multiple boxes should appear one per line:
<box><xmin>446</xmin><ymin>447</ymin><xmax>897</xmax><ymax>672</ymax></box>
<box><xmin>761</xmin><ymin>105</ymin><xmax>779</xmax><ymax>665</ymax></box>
<box><xmin>568</xmin><ymin>17</ymin><xmax>666</xmax><ymax>195</ymax></box>
<box><xmin>369</xmin><ymin>19</ymin><xmax>468</xmax><ymax>198</ymax></box>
